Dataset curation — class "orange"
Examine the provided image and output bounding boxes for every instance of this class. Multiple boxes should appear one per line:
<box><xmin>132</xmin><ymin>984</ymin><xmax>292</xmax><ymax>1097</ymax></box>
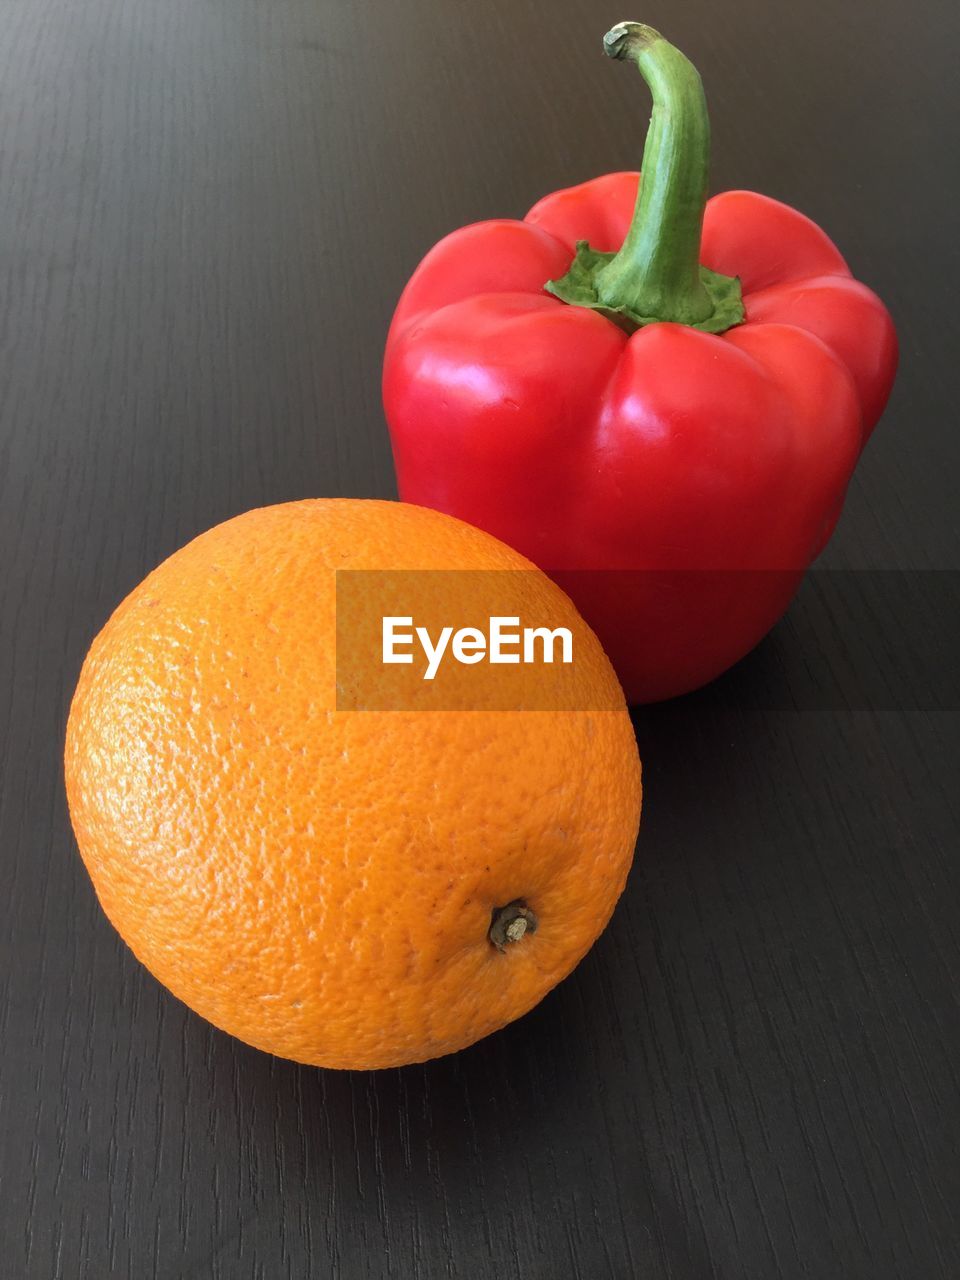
<box><xmin>65</xmin><ymin>500</ymin><xmax>641</xmax><ymax>1069</ymax></box>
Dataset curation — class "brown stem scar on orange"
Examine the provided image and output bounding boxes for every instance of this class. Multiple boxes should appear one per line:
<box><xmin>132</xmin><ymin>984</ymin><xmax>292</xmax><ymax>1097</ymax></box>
<box><xmin>489</xmin><ymin>902</ymin><xmax>538</xmax><ymax>953</ymax></box>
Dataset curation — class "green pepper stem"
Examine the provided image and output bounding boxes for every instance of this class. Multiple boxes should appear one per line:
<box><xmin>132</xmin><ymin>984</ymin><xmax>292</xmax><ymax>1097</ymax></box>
<box><xmin>543</xmin><ymin>22</ymin><xmax>743</xmax><ymax>334</ymax></box>
<box><xmin>595</xmin><ymin>22</ymin><xmax>714</xmax><ymax>325</ymax></box>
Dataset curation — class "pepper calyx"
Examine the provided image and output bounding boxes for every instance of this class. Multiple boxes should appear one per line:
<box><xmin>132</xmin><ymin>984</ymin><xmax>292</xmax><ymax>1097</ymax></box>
<box><xmin>546</xmin><ymin>240</ymin><xmax>744</xmax><ymax>336</ymax></box>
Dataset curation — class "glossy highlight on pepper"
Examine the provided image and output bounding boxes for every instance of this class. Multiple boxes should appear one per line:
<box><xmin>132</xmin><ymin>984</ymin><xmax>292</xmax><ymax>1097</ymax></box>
<box><xmin>383</xmin><ymin>22</ymin><xmax>898</xmax><ymax>703</ymax></box>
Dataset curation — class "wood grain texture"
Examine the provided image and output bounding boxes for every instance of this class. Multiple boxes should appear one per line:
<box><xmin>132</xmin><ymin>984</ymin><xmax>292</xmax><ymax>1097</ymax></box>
<box><xmin>1</xmin><ymin>0</ymin><xmax>958</xmax><ymax>1275</ymax></box>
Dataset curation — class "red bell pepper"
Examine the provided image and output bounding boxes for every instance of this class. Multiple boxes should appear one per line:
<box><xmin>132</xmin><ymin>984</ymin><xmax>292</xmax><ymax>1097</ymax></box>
<box><xmin>383</xmin><ymin>22</ymin><xmax>897</xmax><ymax>703</ymax></box>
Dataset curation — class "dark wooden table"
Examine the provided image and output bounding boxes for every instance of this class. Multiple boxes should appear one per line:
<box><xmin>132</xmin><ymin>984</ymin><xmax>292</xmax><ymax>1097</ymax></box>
<box><xmin>2</xmin><ymin>0</ymin><xmax>957</xmax><ymax>1275</ymax></box>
